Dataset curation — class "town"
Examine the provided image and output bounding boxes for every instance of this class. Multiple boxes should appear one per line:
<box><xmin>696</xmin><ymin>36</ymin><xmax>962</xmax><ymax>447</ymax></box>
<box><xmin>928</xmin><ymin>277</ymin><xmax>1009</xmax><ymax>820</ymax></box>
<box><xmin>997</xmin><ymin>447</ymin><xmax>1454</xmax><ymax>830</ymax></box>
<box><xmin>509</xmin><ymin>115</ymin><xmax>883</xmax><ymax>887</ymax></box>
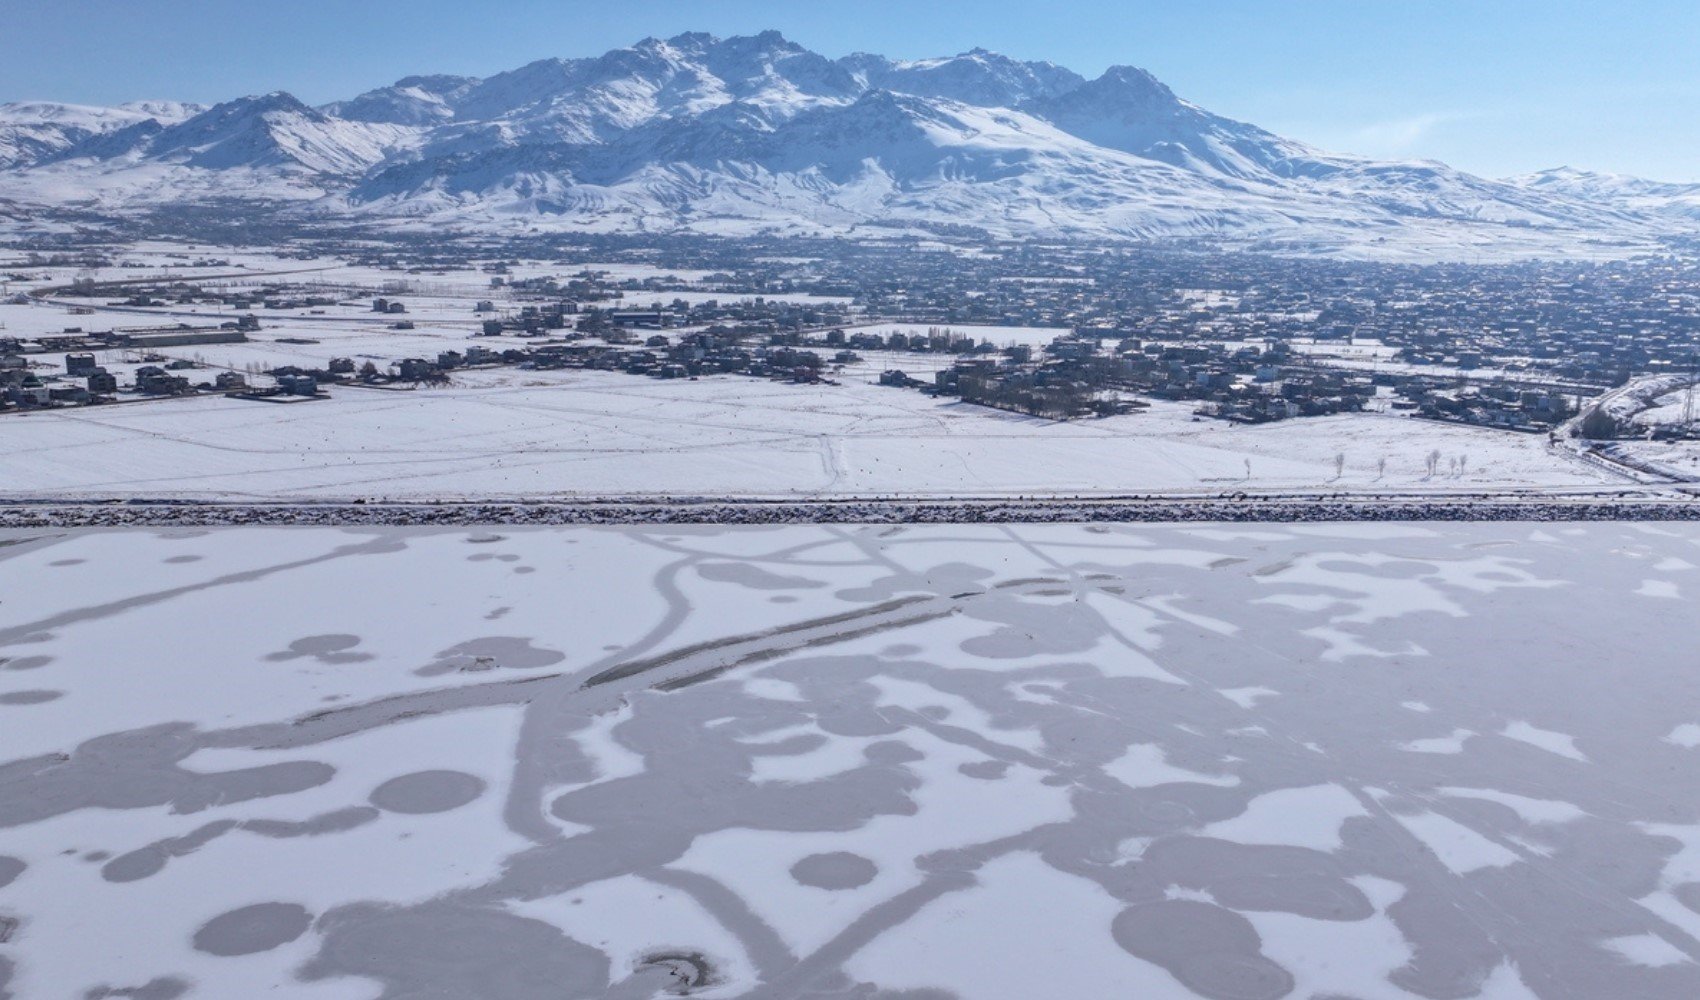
<box><xmin>4</xmin><ymin>235</ymin><xmax>1699</xmax><ymax>446</ymax></box>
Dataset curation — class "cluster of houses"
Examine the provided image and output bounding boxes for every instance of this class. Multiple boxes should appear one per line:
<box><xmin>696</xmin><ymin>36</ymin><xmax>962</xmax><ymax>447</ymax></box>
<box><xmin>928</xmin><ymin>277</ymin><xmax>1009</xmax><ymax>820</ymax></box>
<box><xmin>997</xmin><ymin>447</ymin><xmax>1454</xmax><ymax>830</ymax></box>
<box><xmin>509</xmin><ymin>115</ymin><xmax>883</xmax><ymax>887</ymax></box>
<box><xmin>377</xmin><ymin>332</ymin><xmax>838</xmax><ymax>385</ymax></box>
<box><xmin>1390</xmin><ymin>381</ymin><xmax>1578</xmax><ymax>432</ymax></box>
<box><xmin>0</xmin><ymin>323</ymin><xmax>254</xmax><ymax>358</ymax></box>
<box><xmin>882</xmin><ymin>335</ymin><xmax>1372</xmax><ymax>424</ymax></box>
<box><xmin>0</xmin><ymin>351</ymin><xmax>266</xmax><ymax>412</ymax></box>
<box><xmin>14</xmin><ymin>235</ymin><xmax>1700</xmax><ymax>437</ymax></box>
<box><xmin>64</xmin><ymin>274</ymin><xmax>343</xmax><ymax>315</ymax></box>
<box><xmin>0</xmin><ymin>321</ymin><xmax>265</xmax><ymax>412</ymax></box>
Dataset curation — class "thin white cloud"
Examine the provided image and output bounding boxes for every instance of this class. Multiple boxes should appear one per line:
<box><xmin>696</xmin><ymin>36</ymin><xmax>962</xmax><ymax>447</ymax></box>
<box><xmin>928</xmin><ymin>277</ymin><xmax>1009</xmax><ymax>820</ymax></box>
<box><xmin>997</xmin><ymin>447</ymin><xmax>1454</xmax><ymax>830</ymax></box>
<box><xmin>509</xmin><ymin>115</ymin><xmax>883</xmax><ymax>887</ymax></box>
<box><xmin>1350</xmin><ymin>111</ymin><xmax>1475</xmax><ymax>151</ymax></box>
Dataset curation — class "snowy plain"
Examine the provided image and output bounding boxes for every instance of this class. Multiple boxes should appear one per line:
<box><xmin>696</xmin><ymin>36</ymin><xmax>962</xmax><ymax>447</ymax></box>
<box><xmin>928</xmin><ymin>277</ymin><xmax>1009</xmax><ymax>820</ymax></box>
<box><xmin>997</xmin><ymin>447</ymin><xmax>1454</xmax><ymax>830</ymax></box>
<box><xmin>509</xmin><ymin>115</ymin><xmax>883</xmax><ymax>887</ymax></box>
<box><xmin>3</xmin><ymin>522</ymin><xmax>1700</xmax><ymax>998</ymax></box>
<box><xmin>0</xmin><ymin>366</ymin><xmax>1619</xmax><ymax>500</ymax></box>
<box><xmin>0</xmin><ymin>241</ymin><xmax>1649</xmax><ymax>502</ymax></box>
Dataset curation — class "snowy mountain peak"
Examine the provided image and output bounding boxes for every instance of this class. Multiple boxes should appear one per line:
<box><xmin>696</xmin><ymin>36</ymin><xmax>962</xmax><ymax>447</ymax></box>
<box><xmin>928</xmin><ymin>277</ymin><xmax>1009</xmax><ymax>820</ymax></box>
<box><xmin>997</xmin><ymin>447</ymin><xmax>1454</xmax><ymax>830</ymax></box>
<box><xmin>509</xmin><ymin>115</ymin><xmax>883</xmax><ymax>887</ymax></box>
<box><xmin>1096</xmin><ymin>65</ymin><xmax>1175</xmax><ymax>95</ymax></box>
<box><xmin>652</xmin><ymin>29</ymin><xmax>800</xmax><ymax>55</ymax></box>
<box><xmin>2</xmin><ymin>33</ymin><xmax>1695</xmax><ymax>254</ymax></box>
<box><xmin>0</xmin><ymin>100</ymin><xmax>189</xmax><ymax>126</ymax></box>
<box><xmin>1504</xmin><ymin>166</ymin><xmax>1700</xmax><ymax>219</ymax></box>
<box><xmin>0</xmin><ymin>99</ymin><xmax>206</xmax><ymax>168</ymax></box>
<box><xmin>329</xmin><ymin>75</ymin><xmax>479</xmax><ymax>125</ymax></box>
<box><xmin>865</xmin><ymin>49</ymin><xmax>1086</xmax><ymax>107</ymax></box>
<box><xmin>114</xmin><ymin>92</ymin><xmax>412</xmax><ymax>176</ymax></box>
<box><xmin>115</xmin><ymin>100</ymin><xmax>205</xmax><ymax>122</ymax></box>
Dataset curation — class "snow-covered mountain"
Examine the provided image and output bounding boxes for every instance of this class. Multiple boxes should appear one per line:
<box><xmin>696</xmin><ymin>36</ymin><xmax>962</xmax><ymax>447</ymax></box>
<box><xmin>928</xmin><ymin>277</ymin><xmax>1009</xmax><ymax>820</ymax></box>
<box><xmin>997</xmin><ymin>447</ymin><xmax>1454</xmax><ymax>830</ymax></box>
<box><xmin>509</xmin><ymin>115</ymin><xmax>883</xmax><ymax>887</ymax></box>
<box><xmin>1508</xmin><ymin>167</ymin><xmax>1700</xmax><ymax>223</ymax></box>
<box><xmin>1</xmin><ymin>32</ymin><xmax>1693</xmax><ymax>255</ymax></box>
<box><xmin>0</xmin><ymin>100</ymin><xmax>202</xmax><ymax>168</ymax></box>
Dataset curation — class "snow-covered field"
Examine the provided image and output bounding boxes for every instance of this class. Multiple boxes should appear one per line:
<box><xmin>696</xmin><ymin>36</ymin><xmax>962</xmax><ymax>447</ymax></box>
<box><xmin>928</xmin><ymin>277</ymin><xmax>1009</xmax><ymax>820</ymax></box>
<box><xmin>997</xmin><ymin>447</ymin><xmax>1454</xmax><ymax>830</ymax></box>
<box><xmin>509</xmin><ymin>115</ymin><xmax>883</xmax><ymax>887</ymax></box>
<box><xmin>3</xmin><ymin>522</ymin><xmax>1700</xmax><ymax>998</ymax></box>
<box><xmin>2</xmin><ymin>241</ymin><xmax>1631</xmax><ymax>502</ymax></box>
<box><xmin>0</xmin><ymin>367</ymin><xmax>1618</xmax><ymax>500</ymax></box>
<box><xmin>1604</xmin><ymin>440</ymin><xmax>1700</xmax><ymax>482</ymax></box>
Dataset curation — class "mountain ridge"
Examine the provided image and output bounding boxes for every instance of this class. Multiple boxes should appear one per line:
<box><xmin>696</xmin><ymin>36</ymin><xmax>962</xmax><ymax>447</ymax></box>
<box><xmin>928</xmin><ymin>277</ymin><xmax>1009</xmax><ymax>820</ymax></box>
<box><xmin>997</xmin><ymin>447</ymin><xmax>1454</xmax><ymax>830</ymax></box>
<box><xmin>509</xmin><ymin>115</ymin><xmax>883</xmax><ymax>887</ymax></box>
<box><xmin>1</xmin><ymin>31</ymin><xmax>1694</xmax><ymax>256</ymax></box>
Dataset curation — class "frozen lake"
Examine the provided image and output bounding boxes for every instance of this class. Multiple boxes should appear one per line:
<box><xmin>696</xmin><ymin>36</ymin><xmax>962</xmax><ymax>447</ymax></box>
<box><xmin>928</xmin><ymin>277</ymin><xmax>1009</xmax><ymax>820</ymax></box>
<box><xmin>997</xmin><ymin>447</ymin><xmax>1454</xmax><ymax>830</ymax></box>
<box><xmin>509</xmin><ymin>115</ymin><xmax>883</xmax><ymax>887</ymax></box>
<box><xmin>2</xmin><ymin>523</ymin><xmax>1699</xmax><ymax>998</ymax></box>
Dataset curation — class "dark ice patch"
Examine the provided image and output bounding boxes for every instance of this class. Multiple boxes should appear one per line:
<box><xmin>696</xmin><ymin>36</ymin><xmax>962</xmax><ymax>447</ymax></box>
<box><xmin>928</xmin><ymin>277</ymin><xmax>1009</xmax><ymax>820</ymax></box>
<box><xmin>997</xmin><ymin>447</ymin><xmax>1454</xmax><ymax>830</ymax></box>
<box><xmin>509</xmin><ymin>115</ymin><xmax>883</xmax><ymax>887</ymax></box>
<box><xmin>1112</xmin><ymin>899</ymin><xmax>1294</xmax><ymax>1000</ymax></box>
<box><xmin>0</xmin><ymin>723</ymin><xmax>334</xmax><ymax>831</ymax></box>
<box><xmin>243</xmin><ymin>806</ymin><xmax>381</xmax><ymax>838</ymax></box>
<box><xmin>958</xmin><ymin>596</ymin><xmax>1106</xmax><ymax>659</ymax></box>
<box><xmin>264</xmin><ymin>635</ymin><xmax>374</xmax><ymax>665</ymax></box>
<box><xmin>302</xmin><ymin>900</ymin><xmax>610</xmax><ymax>999</ymax></box>
<box><xmin>416</xmin><ymin>637</ymin><xmax>565</xmax><ymax>676</ymax></box>
<box><xmin>836</xmin><ymin>562</ymin><xmax>993</xmax><ymax>603</ymax></box>
<box><xmin>634</xmin><ymin>950</ymin><xmax>720</xmax><ymax>994</ymax></box>
<box><xmin>0</xmin><ymin>690</ymin><xmax>62</xmax><ymax>705</ymax></box>
<box><xmin>791</xmin><ymin>852</ymin><xmax>878</xmax><ymax>890</ymax></box>
<box><xmin>1</xmin><ymin>655</ymin><xmax>52</xmax><ymax>671</ymax></box>
<box><xmin>101</xmin><ymin>807</ymin><xmax>378</xmax><ymax>883</ymax></box>
<box><xmin>103</xmin><ymin>821</ymin><xmax>238</xmax><ymax>883</ymax></box>
<box><xmin>1673</xmin><ymin>881</ymin><xmax>1700</xmax><ymax>915</ymax></box>
<box><xmin>192</xmin><ymin>902</ymin><xmax>312</xmax><ymax>957</ymax></box>
<box><xmin>698</xmin><ymin>562</ymin><xmax>826</xmax><ymax>591</ymax></box>
<box><xmin>864</xmin><ymin>741</ymin><xmax>924</xmax><ymax>765</ymax></box>
<box><xmin>369</xmin><ymin>770</ymin><xmax>485</xmax><ymax>814</ymax></box>
<box><xmin>83</xmin><ymin>976</ymin><xmax>191</xmax><ymax>999</ymax></box>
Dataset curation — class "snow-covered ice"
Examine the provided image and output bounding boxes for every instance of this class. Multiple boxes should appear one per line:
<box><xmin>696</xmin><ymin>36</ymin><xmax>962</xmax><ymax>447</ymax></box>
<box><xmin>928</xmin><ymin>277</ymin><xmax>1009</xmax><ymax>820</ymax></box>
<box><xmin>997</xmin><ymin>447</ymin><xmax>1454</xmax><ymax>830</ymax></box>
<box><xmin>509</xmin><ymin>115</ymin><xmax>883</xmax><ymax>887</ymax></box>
<box><xmin>3</xmin><ymin>522</ymin><xmax>1700</xmax><ymax>997</ymax></box>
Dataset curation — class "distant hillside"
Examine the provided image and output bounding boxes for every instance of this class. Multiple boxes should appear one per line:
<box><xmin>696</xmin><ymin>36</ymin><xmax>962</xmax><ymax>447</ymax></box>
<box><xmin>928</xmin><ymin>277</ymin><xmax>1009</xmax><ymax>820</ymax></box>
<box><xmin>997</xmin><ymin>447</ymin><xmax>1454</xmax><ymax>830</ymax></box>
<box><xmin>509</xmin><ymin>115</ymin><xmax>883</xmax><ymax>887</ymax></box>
<box><xmin>2</xmin><ymin>32</ymin><xmax>1695</xmax><ymax>257</ymax></box>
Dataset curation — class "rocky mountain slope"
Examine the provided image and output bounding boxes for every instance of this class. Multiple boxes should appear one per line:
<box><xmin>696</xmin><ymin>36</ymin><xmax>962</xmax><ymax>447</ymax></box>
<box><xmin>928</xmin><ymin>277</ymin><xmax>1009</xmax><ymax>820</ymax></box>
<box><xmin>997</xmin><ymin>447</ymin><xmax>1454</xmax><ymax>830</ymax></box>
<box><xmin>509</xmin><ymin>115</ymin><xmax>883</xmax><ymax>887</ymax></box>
<box><xmin>1</xmin><ymin>32</ymin><xmax>1693</xmax><ymax>255</ymax></box>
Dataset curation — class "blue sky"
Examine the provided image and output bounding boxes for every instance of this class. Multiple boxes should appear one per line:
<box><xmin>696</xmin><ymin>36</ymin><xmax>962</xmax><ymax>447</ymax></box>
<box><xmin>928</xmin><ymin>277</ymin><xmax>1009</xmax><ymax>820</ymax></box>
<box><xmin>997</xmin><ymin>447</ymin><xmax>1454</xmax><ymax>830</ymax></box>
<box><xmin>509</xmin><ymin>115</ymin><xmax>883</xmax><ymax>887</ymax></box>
<box><xmin>4</xmin><ymin>0</ymin><xmax>1697</xmax><ymax>181</ymax></box>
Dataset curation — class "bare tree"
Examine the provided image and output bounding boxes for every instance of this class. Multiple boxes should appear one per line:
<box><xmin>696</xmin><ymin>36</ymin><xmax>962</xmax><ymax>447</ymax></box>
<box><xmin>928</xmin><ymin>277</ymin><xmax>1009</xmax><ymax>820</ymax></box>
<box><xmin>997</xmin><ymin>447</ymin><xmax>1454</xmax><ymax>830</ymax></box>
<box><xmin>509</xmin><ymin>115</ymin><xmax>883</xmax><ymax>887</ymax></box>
<box><xmin>1377</xmin><ymin>456</ymin><xmax>1388</xmax><ymax>480</ymax></box>
<box><xmin>1334</xmin><ymin>452</ymin><xmax>1346</xmax><ymax>480</ymax></box>
<box><xmin>1425</xmin><ymin>449</ymin><xmax>1442</xmax><ymax>478</ymax></box>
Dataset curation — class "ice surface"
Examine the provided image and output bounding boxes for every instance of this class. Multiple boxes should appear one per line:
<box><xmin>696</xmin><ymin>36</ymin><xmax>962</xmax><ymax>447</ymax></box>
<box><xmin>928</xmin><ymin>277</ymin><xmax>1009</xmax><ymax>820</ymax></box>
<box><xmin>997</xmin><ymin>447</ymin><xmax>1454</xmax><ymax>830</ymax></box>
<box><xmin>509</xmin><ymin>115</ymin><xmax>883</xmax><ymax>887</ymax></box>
<box><xmin>3</xmin><ymin>522</ymin><xmax>1700</xmax><ymax>997</ymax></box>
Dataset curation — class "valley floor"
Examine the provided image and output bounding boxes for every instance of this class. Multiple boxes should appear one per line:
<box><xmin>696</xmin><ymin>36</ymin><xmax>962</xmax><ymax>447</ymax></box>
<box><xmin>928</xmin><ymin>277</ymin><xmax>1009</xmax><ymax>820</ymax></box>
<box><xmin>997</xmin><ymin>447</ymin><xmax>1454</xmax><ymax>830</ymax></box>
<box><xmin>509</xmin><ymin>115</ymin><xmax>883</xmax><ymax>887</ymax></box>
<box><xmin>0</xmin><ymin>367</ymin><xmax>1623</xmax><ymax>501</ymax></box>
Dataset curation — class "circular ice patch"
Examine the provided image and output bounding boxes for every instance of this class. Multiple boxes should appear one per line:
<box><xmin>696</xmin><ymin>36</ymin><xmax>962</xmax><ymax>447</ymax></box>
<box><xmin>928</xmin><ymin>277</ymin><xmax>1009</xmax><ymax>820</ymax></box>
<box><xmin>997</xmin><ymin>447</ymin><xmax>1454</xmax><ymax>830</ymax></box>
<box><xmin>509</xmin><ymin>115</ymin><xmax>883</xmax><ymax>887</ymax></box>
<box><xmin>790</xmin><ymin>852</ymin><xmax>878</xmax><ymax>890</ymax></box>
<box><xmin>192</xmin><ymin>902</ymin><xmax>313</xmax><ymax>956</ymax></box>
<box><xmin>1111</xmin><ymin>900</ymin><xmax>1293</xmax><ymax>1000</ymax></box>
<box><xmin>636</xmin><ymin>951</ymin><xmax>716</xmax><ymax>992</ymax></box>
<box><xmin>369</xmin><ymin>770</ymin><xmax>486</xmax><ymax>814</ymax></box>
